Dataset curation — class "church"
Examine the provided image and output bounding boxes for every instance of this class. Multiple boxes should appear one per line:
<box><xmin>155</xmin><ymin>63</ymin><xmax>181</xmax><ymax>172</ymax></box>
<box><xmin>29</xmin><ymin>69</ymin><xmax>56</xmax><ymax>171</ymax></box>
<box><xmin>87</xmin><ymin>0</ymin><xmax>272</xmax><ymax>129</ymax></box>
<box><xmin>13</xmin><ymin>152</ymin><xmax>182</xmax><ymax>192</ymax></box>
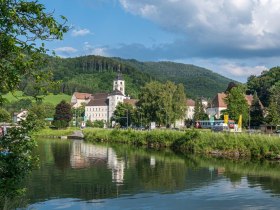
<box><xmin>84</xmin><ymin>71</ymin><xmax>130</xmax><ymax>125</ymax></box>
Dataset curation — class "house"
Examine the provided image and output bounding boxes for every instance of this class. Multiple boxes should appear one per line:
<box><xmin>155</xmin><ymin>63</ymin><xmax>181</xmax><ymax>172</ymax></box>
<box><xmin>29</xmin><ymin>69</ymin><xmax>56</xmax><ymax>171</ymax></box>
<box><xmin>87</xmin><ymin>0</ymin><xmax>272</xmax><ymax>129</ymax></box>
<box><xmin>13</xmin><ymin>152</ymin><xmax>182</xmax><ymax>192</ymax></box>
<box><xmin>84</xmin><ymin>71</ymin><xmax>129</xmax><ymax>125</ymax></box>
<box><xmin>206</xmin><ymin>92</ymin><xmax>227</xmax><ymax>119</ymax></box>
<box><xmin>186</xmin><ymin>99</ymin><xmax>196</xmax><ymax>119</ymax></box>
<box><xmin>13</xmin><ymin>110</ymin><xmax>28</xmax><ymax>123</ymax></box>
<box><xmin>206</xmin><ymin>92</ymin><xmax>263</xmax><ymax>119</ymax></box>
<box><xmin>71</xmin><ymin>92</ymin><xmax>92</xmax><ymax>108</ymax></box>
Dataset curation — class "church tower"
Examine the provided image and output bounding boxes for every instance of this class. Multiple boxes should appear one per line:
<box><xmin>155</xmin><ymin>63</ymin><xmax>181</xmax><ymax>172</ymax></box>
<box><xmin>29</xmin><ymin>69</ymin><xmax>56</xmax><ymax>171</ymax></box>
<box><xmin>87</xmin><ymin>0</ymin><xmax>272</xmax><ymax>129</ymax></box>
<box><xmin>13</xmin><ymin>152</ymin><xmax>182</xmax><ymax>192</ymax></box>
<box><xmin>113</xmin><ymin>65</ymin><xmax>125</xmax><ymax>95</ymax></box>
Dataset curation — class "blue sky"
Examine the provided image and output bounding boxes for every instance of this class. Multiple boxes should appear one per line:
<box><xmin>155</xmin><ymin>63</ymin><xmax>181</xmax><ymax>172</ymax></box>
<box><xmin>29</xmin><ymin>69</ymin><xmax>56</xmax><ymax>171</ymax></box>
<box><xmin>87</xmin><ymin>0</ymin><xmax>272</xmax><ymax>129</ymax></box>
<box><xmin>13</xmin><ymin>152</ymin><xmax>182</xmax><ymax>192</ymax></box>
<box><xmin>39</xmin><ymin>0</ymin><xmax>280</xmax><ymax>82</ymax></box>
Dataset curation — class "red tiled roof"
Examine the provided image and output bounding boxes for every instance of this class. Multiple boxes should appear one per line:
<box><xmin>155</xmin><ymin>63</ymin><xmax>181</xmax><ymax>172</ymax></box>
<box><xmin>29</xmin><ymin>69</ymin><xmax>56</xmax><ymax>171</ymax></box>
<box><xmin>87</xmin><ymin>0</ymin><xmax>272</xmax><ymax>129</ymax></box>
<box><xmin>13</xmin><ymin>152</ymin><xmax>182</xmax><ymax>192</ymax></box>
<box><xmin>212</xmin><ymin>92</ymin><xmax>227</xmax><ymax>108</ymax></box>
<box><xmin>211</xmin><ymin>93</ymin><xmax>264</xmax><ymax>108</ymax></box>
<box><xmin>74</xmin><ymin>92</ymin><xmax>92</xmax><ymax>100</ymax></box>
<box><xmin>186</xmin><ymin>99</ymin><xmax>195</xmax><ymax>106</ymax></box>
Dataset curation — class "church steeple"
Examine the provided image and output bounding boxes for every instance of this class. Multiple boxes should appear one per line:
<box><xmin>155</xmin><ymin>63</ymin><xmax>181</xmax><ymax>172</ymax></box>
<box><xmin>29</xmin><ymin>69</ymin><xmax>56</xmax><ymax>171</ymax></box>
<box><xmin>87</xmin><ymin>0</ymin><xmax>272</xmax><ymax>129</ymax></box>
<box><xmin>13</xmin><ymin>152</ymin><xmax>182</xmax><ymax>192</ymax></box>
<box><xmin>113</xmin><ymin>65</ymin><xmax>125</xmax><ymax>95</ymax></box>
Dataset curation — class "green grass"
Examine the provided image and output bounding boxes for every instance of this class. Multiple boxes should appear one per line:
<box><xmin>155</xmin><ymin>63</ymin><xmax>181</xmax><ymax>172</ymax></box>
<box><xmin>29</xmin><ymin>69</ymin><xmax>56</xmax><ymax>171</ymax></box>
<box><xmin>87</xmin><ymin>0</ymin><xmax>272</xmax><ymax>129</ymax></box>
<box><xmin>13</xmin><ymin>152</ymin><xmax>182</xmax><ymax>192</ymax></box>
<box><xmin>83</xmin><ymin>128</ymin><xmax>280</xmax><ymax>160</ymax></box>
<box><xmin>3</xmin><ymin>91</ymin><xmax>71</xmax><ymax>105</ymax></box>
<box><xmin>33</xmin><ymin>127</ymin><xmax>76</xmax><ymax>137</ymax></box>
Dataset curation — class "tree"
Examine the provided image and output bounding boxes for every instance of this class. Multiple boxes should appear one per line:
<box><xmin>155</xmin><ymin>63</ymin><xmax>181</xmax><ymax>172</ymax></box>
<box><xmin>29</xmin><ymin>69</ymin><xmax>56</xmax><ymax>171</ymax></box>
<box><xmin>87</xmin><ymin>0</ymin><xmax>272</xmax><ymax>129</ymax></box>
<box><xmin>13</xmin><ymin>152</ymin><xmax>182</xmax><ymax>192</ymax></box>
<box><xmin>193</xmin><ymin>98</ymin><xmax>208</xmax><ymax>121</ymax></box>
<box><xmin>0</xmin><ymin>0</ymin><xmax>68</xmax><ymax>104</ymax></box>
<box><xmin>250</xmin><ymin>92</ymin><xmax>264</xmax><ymax>127</ymax></box>
<box><xmin>53</xmin><ymin>100</ymin><xmax>72</xmax><ymax>129</ymax></box>
<box><xmin>0</xmin><ymin>108</ymin><xmax>11</xmax><ymax>122</ymax></box>
<box><xmin>266</xmin><ymin>82</ymin><xmax>280</xmax><ymax>125</ymax></box>
<box><xmin>247</xmin><ymin>67</ymin><xmax>280</xmax><ymax>107</ymax></box>
<box><xmin>137</xmin><ymin>81</ymin><xmax>186</xmax><ymax>126</ymax></box>
<box><xmin>93</xmin><ymin>120</ymin><xmax>105</xmax><ymax>128</ymax></box>
<box><xmin>113</xmin><ymin>102</ymin><xmax>135</xmax><ymax>127</ymax></box>
<box><xmin>224</xmin><ymin>85</ymin><xmax>249</xmax><ymax>127</ymax></box>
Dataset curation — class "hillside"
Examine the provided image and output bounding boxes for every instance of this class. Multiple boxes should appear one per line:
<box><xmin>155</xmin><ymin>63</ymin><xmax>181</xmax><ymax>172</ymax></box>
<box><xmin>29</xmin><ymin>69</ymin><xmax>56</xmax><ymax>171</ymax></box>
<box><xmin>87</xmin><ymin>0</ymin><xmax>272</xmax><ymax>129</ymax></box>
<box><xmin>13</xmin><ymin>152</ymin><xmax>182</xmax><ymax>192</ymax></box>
<box><xmin>116</xmin><ymin>58</ymin><xmax>236</xmax><ymax>98</ymax></box>
<box><xmin>23</xmin><ymin>55</ymin><xmax>236</xmax><ymax>99</ymax></box>
<box><xmin>44</xmin><ymin>55</ymin><xmax>153</xmax><ymax>99</ymax></box>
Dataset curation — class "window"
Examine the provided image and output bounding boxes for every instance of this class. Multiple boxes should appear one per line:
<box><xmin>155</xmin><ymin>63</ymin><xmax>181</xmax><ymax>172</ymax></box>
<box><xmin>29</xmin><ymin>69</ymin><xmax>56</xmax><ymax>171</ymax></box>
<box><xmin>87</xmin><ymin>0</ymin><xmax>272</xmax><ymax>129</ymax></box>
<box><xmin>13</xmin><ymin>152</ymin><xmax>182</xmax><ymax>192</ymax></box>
<box><xmin>120</xmin><ymin>82</ymin><xmax>122</xmax><ymax>84</ymax></box>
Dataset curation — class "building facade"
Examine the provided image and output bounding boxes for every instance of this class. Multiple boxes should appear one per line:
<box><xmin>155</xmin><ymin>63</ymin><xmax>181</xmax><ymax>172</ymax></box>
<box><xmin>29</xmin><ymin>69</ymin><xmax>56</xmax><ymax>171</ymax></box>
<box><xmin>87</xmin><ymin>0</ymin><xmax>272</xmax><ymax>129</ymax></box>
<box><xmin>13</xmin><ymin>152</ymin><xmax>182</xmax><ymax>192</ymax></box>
<box><xmin>84</xmin><ymin>72</ymin><xmax>128</xmax><ymax>124</ymax></box>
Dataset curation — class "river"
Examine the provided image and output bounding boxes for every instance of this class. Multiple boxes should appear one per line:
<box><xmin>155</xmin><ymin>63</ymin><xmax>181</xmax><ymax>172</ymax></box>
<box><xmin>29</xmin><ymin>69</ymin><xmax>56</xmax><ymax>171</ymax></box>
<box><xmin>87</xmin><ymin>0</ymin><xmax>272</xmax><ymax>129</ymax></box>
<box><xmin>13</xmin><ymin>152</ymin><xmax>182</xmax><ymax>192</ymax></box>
<box><xmin>19</xmin><ymin>139</ymin><xmax>280</xmax><ymax>209</ymax></box>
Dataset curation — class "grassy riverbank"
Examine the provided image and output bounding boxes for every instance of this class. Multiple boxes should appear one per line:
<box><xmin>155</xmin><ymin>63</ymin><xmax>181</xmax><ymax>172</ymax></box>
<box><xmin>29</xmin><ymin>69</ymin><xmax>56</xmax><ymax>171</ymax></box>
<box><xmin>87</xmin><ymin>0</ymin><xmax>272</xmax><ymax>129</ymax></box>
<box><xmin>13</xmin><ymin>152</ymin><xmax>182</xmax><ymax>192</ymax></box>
<box><xmin>33</xmin><ymin>127</ymin><xmax>76</xmax><ymax>138</ymax></box>
<box><xmin>83</xmin><ymin>128</ymin><xmax>280</xmax><ymax>159</ymax></box>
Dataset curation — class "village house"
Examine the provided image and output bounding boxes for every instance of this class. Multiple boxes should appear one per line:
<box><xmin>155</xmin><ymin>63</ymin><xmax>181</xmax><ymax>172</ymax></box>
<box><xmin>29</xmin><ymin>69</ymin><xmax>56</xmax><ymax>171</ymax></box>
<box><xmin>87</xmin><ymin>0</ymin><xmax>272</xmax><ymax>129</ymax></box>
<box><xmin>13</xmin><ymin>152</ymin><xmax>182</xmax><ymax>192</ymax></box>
<box><xmin>71</xmin><ymin>92</ymin><xmax>92</xmax><ymax>108</ymax></box>
<box><xmin>206</xmin><ymin>92</ymin><xmax>263</xmax><ymax>119</ymax></box>
<box><xmin>186</xmin><ymin>99</ymin><xmax>196</xmax><ymax>119</ymax></box>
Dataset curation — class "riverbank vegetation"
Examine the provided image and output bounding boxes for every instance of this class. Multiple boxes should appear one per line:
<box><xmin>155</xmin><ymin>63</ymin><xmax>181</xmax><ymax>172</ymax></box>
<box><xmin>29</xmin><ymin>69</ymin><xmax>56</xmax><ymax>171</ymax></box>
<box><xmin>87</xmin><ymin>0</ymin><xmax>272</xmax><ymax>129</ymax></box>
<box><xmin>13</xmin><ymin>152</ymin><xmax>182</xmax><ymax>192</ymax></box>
<box><xmin>84</xmin><ymin>128</ymin><xmax>280</xmax><ymax>160</ymax></box>
<box><xmin>33</xmin><ymin>127</ymin><xmax>76</xmax><ymax>138</ymax></box>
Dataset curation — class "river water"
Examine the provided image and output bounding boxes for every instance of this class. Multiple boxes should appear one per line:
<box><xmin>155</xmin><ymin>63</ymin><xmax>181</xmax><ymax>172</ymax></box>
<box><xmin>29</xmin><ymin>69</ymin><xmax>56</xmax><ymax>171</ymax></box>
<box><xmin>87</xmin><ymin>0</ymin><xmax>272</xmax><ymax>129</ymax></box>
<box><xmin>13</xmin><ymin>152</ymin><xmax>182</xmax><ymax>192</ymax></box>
<box><xmin>20</xmin><ymin>139</ymin><xmax>280</xmax><ymax>209</ymax></box>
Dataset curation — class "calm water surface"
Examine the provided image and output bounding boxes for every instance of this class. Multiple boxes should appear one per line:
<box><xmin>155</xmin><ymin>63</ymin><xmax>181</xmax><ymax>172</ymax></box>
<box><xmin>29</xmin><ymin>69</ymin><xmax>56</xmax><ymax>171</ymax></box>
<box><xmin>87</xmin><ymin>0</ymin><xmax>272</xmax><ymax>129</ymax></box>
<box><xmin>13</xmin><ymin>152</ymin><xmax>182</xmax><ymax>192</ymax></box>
<box><xmin>21</xmin><ymin>139</ymin><xmax>280</xmax><ymax>209</ymax></box>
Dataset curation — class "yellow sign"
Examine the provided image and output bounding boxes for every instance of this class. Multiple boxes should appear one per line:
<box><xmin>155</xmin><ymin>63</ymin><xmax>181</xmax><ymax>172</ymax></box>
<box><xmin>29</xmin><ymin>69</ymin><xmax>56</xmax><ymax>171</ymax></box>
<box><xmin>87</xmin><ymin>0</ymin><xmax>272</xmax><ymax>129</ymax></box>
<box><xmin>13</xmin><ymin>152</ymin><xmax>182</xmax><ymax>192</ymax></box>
<box><xmin>224</xmin><ymin>115</ymin><xmax>229</xmax><ymax>124</ymax></box>
<box><xmin>238</xmin><ymin>115</ymin><xmax>242</xmax><ymax>129</ymax></box>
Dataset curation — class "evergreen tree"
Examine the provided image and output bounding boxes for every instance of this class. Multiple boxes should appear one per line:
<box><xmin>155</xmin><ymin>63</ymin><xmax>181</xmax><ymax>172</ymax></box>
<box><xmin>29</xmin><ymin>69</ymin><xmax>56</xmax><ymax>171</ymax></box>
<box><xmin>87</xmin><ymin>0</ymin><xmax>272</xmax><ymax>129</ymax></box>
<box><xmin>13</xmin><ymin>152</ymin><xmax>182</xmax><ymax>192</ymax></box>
<box><xmin>224</xmin><ymin>85</ymin><xmax>249</xmax><ymax>127</ymax></box>
<box><xmin>250</xmin><ymin>92</ymin><xmax>264</xmax><ymax>127</ymax></box>
<box><xmin>53</xmin><ymin>100</ymin><xmax>72</xmax><ymax>128</ymax></box>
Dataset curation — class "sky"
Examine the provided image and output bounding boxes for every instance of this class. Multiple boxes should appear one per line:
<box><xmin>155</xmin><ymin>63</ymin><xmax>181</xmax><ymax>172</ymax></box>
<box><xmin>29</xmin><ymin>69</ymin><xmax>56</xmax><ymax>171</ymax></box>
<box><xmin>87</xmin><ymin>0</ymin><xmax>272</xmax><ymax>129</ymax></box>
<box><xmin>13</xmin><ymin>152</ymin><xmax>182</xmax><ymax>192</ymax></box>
<box><xmin>39</xmin><ymin>0</ymin><xmax>280</xmax><ymax>82</ymax></box>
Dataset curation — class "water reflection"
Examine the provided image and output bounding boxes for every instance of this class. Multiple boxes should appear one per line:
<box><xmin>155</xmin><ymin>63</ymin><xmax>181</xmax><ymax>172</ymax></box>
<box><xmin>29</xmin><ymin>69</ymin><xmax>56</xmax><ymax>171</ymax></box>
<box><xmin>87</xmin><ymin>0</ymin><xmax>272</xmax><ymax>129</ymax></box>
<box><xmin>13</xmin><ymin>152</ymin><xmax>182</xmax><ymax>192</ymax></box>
<box><xmin>70</xmin><ymin>140</ymin><xmax>125</xmax><ymax>185</ymax></box>
<box><xmin>22</xmin><ymin>139</ymin><xmax>280</xmax><ymax>209</ymax></box>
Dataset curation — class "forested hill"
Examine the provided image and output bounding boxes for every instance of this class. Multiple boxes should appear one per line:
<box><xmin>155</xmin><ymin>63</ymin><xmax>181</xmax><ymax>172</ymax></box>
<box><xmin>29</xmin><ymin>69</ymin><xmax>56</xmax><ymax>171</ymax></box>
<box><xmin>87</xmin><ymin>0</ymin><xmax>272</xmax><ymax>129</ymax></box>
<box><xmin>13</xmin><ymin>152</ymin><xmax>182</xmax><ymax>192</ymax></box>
<box><xmin>37</xmin><ymin>55</ymin><xmax>235</xmax><ymax>99</ymax></box>
<box><xmin>43</xmin><ymin>55</ymin><xmax>153</xmax><ymax>98</ymax></box>
<box><xmin>116</xmin><ymin>58</ymin><xmax>236</xmax><ymax>98</ymax></box>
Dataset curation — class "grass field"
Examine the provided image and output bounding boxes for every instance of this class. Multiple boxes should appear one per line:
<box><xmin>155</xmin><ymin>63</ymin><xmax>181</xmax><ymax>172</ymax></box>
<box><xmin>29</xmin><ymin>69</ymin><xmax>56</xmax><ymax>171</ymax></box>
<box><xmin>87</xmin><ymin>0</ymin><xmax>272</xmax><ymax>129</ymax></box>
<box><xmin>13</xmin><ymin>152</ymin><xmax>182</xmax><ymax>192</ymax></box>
<box><xmin>3</xmin><ymin>91</ymin><xmax>71</xmax><ymax>105</ymax></box>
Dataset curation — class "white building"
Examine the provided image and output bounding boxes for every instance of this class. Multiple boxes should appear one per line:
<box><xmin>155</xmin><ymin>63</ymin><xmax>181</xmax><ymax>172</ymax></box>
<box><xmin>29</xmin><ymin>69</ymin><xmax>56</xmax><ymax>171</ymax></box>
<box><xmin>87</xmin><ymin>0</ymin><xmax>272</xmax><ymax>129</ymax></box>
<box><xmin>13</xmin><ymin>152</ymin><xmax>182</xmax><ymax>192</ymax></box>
<box><xmin>13</xmin><ymin>110</ymin><xmax>28</xmax><ymax>123</ymax></box>
<box><xmin>71</xmin><ymin>92</ymin><xmax>92</xmax><ymax>108</ymax></box>
<box><xmin>85</xmin><ymin>72</ymin><xmax>128</xmax><ymax>124</ymax></box>
<box><xmin>186</xmin><ymin>99</ymin><xmax>196</xmax><ymax>119</ymax></box>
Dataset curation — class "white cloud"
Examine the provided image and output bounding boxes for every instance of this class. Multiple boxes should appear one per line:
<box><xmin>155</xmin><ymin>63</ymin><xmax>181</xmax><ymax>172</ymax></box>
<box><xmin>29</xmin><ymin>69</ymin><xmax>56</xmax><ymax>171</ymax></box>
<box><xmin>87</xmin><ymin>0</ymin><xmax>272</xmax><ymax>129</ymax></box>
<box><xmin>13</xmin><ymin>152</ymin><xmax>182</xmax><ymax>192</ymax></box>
<box><xmin>221</xmin><ymin>64</ymin><xmax>266</xmax><ymax>77</ymax></box>
<box><xmin>118</xmin><ymin>0</ymin><xmax>280</xmax><ymax>49</ymax></box>
<box><xmin>173</xmin><ymin>57</ymin><xmax>268</xmax><ymax>82</ymax></box>
<box><xmin>54</xmin><ymin>47</ymin><xmax>78</xmax><ymax>53</ymax></box>
<box><xmin>72</xmin><ymin>28</ymin><xmax>91</xmax><ymax>37</ymax></box>
<box><xmin>83</xmin><ymin>42</ymin><xmax>108</xmax><ymax>56</ymax></box>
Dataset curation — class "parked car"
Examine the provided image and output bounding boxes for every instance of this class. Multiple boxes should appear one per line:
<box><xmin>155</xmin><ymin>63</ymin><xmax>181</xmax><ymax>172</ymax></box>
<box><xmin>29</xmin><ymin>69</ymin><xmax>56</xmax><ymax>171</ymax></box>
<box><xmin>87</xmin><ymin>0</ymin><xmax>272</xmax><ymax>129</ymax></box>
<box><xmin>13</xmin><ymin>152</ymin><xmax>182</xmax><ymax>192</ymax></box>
<box><xmin>211</xmin><ymin>124</ymin><xmax>229</xmax><ymax>132</ymax></box>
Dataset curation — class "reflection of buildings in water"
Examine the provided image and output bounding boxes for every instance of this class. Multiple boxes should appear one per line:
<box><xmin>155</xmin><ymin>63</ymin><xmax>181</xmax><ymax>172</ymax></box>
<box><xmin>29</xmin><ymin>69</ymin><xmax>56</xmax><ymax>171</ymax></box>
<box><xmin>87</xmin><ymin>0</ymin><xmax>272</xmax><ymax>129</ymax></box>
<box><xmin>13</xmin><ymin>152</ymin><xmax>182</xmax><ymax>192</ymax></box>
<box><xmin>70</xmin><ymin>140</ymin><xmax>125</xmax><ymax>184</ymax></box>
<box><xmin>150</xmin><ymin>156</ymin><xmax>156</xmax><ymax>167</ymax></box>
<box><xmin>217</xmin><ymin>167</ymin><xmax>225</xmax><ymax>175</ymax></box>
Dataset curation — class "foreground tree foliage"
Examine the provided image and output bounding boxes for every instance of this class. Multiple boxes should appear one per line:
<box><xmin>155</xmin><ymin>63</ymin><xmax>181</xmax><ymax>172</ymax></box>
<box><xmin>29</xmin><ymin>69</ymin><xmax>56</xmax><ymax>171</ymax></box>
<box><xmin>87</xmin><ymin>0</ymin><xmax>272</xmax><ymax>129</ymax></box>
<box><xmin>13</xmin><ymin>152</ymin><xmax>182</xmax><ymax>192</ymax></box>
<box><xmin>0</xmin><ymin>0</ymin><xmax>68</xmax><ymax>103</ymax></box>
<box><xmin>0</xmin><ymin>0</ymin><xmax>68</xmax><ymax>207</ymax></box>
<box><xmin>137</xmin><ymin>81</ymin><xmax>186</xmax><ymax>126</ymax></box>
<box><xmin>53</xmin><ymin>100</ymin><xmax>72</xmax><ymax>129</ymax></box>
<box><xmin>0</xmin><ymin>114</ymin><xmax>39</xmax><ymax>209</ymax></box>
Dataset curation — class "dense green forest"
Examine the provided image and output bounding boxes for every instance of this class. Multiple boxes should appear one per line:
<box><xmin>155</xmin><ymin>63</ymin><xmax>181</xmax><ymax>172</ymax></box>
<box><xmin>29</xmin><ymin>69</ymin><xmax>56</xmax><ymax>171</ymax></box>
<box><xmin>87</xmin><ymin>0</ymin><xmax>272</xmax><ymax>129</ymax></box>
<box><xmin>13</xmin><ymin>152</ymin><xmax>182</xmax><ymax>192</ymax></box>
<box><xmin>20</xmin><ymin>55</ymin><xmax>236</xmax><ymax>99</ymax></box>
<box><xmin>116</xmin><ymin>58</ymin><xmax>235</xmax><ymax>98</ymax></box>
<box><xmin>247</xmin><ymin>67</ymin><xmax>280</xmax><ymax>107</ymax></box>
